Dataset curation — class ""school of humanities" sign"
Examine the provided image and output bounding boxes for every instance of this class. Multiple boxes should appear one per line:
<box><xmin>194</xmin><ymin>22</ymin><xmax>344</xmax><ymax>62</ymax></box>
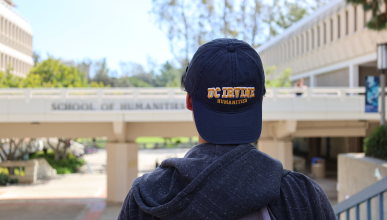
<box><xmin>51</xmin><ymin>102</ymin><xmax>186</xmax><ymax>111</ymax></box>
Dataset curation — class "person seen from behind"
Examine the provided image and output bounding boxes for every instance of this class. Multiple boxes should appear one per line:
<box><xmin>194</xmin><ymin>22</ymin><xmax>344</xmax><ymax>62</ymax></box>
<box><xmin>118</xmin><ymin>38</ymin><xmax>335</xmax><ymax>220</ymax></box>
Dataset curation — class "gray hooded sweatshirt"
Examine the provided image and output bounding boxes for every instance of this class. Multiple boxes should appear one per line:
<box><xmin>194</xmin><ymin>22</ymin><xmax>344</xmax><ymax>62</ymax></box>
<box><xmin>118</xmin><ymin>143</ymin><xmax>335</xmax><ymax>220</ymax></box>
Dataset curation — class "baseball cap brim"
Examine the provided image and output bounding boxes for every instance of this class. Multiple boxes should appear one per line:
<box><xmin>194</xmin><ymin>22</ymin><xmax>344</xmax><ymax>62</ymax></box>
<box><xmin>192</xmin><ymin>99</ymin><xmax>262</xmax><ymax>144</ymax></box>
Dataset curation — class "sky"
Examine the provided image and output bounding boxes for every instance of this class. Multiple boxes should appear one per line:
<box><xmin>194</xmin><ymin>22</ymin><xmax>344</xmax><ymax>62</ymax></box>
<box><xmin>14</xmin><ymin>0</ymin><xmax>174</xmax><ymax>74</ymax></box>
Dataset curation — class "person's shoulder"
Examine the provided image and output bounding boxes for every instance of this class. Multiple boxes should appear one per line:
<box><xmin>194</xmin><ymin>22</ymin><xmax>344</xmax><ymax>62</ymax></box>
<box><xmin>281</xmin><ymin>170</ymin><xmax>323</xmax><ymax>192</ymax></box>
<box><xmin>268</xmin><ymin>170</ymin><xmax>336</xmax><ymax>220</ymax></box>
<box><xmin>280</xmin><ymin>170</ymin><xmax>330</xmax><ymax>205</ymax></box>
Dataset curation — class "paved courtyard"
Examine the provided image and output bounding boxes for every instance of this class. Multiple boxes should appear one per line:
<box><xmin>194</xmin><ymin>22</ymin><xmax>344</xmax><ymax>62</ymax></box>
<box><xmin>0</xmin><ymin>148</ymin><xmax>337</xmax><ymax>219</ymax></box>
<box><xmin>0</xmin><ymin>148</ymin><xmax>191</xmax><ymax>220</ymax></box>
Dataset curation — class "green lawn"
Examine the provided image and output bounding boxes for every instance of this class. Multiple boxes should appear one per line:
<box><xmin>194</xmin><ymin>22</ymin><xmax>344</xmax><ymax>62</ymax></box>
<box><xmin>135</xmin><ymin>137</ymin><xmax>198</xmax><ymax>144</ymax></box>
<box><xmin>136</xmin><ymin>137</ymin><xmax>198</xmax><ymax>149</ymax></box>
<box><xmin>75</xmin><ymin>136</ymin><xmax>198</xmax><ymax>149</ymax></box>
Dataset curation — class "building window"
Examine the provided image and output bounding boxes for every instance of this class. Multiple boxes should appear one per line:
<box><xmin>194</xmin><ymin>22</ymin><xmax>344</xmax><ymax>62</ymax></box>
<box><xmin>317</xmin><ymin>26</ymin><xmax>320</xmax><ymax>47</ymax></box>
<box><xmin>330</xmin><ymin>19</ymin><xmax>333</xmax><ymax>41</ymax></box>
<box><xmin>337</xmin><ymin>15</ymin><xmax>341</xmax><ymax>39</ymax></box>
<box><xmin>306</xmin><ymin>32</ymin><xmax>309</xmax><ymax>51</ymax></box>
<box><xmin>345</xmin><ymin>11</ymin><xmax>349</xmax><ymax>35</ymax></box>
<box><xmin>354</xmin><ymin>6</ymin><xmax>357</xmax><ymax>32</ymax></box>
<box><xmin>311</xmin><ymin>29</ymin><xmax>315</xmax><ymax>49</ymax></box>
<box><xmin>301</xmin><ymin>35</ymin><xmax>304</xmax><ymax>54</ymax></box>
<box><xmin>323</xmin><ymin>23</ymin><xmax>327</xmax><ymax>44</ymax></box>
<box><xmin>297</xmin><ymin>37</ymin><xmax>300</xmax><ymax>56</ymax></box>
<box><xmin>288</xmin><ymin>43</ymin><xmax>290</xmax><ymax>59</ymax></box>
<box><xmin>364</xmin><ymin>9</ymin><xmax>367</xmax><ymax>27</ymax></box>
<box><xmin>291</xmin><ymin>39</ymin><xmax>295</xmax><ymax>58</ymax></box>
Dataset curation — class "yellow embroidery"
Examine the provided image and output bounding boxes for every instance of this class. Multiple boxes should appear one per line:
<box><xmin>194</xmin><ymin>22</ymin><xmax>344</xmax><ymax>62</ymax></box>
<box><xmin>234</xmin><ymin>87</ymin><xmax>241</xmax><ymax>98</ymax></box>
<box><xmin>214</xmin><ymin>87</ymin><xmax>221</xmax><ymax>98</ymax></box>
<box><xmin>250</xmin><ymin>87</ymin><xmax>255</xmax><ymax>98</ymax></box>
<box><xmin>240</xmin><ymin>87</ymin><xmax>245</xmax><ymax>98</ymax></box>
<box><xmin>207</xmin><ymin>87</ymin><xmax>255</xmax><ymax>102</ymax></box>
<box><xmin>208</xmin><ymin>88</ymin><xmax>215</xmax><ymax>99</ymax></box>
<box><xmin>222</xmin><ymin>87</ymin><xmax>228</xmax><ymax>98</ymax></box>
<box><xmin>245</xmin><ymin>87</ymin><xmax>251</xmax><ymax>98</ymax></box>
<box><xmin>217</xmin><ymin>99</ymin><xmax>248</xmax><ymax>105</ymax></box>
<box><xmin>227</xmin><ymin>87</ymin><xmax>234</xmax><ymax>98</ymax></box>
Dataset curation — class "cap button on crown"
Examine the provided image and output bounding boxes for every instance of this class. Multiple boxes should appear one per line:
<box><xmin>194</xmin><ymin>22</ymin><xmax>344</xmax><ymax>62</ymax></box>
<box><xmin>227</xmin><ymin>45</ymin><xmax>235</xmax><ymax>52</ymax></box>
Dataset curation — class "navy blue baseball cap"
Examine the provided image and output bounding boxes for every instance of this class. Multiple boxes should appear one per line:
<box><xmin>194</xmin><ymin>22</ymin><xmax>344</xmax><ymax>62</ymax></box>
<box><xmin>184</xmin><ymin>38</ymin><xmax>265</xmax><ymax>144</ymax></box>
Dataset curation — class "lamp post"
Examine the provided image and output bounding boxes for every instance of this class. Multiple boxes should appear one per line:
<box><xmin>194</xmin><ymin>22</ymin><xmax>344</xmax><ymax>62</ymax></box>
<box><xmin>377</xmin><ymin>43</ymin><xmax>387</xmax><ymax>126</ymax></box>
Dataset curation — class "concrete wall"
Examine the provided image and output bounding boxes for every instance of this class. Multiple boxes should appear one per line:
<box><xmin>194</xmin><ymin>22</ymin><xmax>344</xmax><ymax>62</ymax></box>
<box><xmin>258</xmin><ymin>0</ymin><xmax>387</xmax><ymax>78</ymax></box>
<box><xmin>315</xmin><ymin>68</ymin><xmax>349</xmax><ymax>87</ymax></box>
<box><xmin>338</xmin><ymin>153</ymin><xmax>387</xmax><ymax>219</ymax></box>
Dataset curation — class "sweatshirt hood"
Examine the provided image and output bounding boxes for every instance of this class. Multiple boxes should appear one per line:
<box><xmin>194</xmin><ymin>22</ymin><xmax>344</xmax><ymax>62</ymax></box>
<box><xmin>131</xmin><ymin>143</ymin><xmax>283</xmax><ymax>220</ymax></box>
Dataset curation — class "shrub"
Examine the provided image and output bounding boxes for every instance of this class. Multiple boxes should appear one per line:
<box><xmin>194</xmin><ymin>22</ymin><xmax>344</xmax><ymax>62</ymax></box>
<box><xmin>364</xmin><ymin>125</ymin><xmax>387</xmax><ymax>161</ymax></box>
<box><xmin>0</xmin><ymin>172</ymin><xmax>10</xmax><ymax>185</ymax></box>
<box><xmin>10</xmin><ymin>178</ymin><xmax>18</xmax><ymax>184</ymax></box>
<box><xmin>30</xmin><ymin>151</ymin><xmax>85</xmax><ymax>174</ymax></box>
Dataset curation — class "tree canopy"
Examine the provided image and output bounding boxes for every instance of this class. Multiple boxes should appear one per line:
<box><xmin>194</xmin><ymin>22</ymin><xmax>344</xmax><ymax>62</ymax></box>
<box><xmin>0</xmin><ymin>57</ymin><xmax>99</xmax><ymax>88</ymax></box>
<box><xmin>151</xmin><ymin>0</ymin><xmax>327</xmax><ymax>66</ymax></box>
<box><xmin>28</xmin><ymin>57</ymin><xmax>88</xmax><ymax>88</ymax></box>
<box><xmin>347</xmin><ymin>0</ymin><xmax>387</xmax><ymax>30</ymax></box>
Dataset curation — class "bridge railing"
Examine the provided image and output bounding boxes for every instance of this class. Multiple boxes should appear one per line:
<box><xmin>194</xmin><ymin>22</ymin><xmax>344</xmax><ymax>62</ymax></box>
<box><xmin>333</xmin><ymin>176</ymin><xmax>387</xmax><ymax>220</ymax></box>
<box><xmin>0</xmin><ymin>87</ymin><xmax>382</xmax><ymax>100</ymax></box>
<box><xmin>0</xmin><ymin>88</ymin><xmax>187</xmax><ymax>101</ymax></box>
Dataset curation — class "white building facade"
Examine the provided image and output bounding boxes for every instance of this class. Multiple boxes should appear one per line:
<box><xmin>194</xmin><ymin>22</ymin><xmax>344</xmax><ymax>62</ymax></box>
<box><xmin>0</xmin><ymin>0</ymin><xmax>33</xmax><ymax>77</ymax></box>
<box><xmin>257</xmin><ymin>0</ymin><xmax>387</xmax><ymax>88</ymax></box>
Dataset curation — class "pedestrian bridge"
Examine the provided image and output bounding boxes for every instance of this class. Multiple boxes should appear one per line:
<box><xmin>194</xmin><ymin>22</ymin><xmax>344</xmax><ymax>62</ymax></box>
<box><xmin>0</xmin><ymin>87</ymin><xmax>382</xmax><ymax>122</ymax></box>
<box><xmin>0</xmin><ymin>87</ymin><xmax>384</xmax><ymax>202</ymax></box>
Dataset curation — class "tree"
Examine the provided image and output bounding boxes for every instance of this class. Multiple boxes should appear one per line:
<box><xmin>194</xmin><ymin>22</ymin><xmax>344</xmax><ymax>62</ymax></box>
<box><xmin>32</xmin><ymin>51</ymin><xmax>41</xmax><ymax>67</ymax></box>
<box><xmin>275</xmin><ymin>2</ymin><xmax>308</xmax><ymax>30</ymax></box>
<box><xmin>0</xmin><ymin>66</ymin><xmax>24</xmax><ymax>88</ymax></box>
<box><xmin>151</xmin><ymin>0</ymin><xmax>265</xmax><ymax>65</ymax></box>
<box><xmin>151</xmin><ymin>0</ymin><xmax>198</xmax><ymax>66</ymax></box>
<box><xmin>92</xmin><ymin>58</ymin><xmax>111</xmax><ymax>86</ymax></box>
<box><xmin>77</xmin><ymin>59</ymin><xmax>92</xmax><ymax>81</ymax></box>
<box><xmin>119</xmin><ymin>61</ymin><xmax>154</xmax><ymax>85</ymax></box>
<box><xmin>154</xmin><ymin>61</ymin><xmax>182</xmax><ymax>87</ymax></box>
<box><xmin>0</xmin><ymin>138</ymin><xmax>25</xmax><ymax>174</ymax></box>
<box><xmin>265</xmin><ymin>65</ymin><xmax>292</xmax><ymax>88</ymax></box>
<box><xmin>151</xmin><ymin>0</ymin><xmax>322</xmax><ymax>64</ymax></box>
<box><xmin>347</xmin><ymin>0</ymin><xmax>387</xmax><ymax>30</ymax></box>
<box><xmin>27</xmin><ymin>57</ymin><xmax>88</xmax><ymax>88</ymax></box>
<box><xmin>47</xmin><ymin>138</ymin><xmax>71</xmax><ymax>161</ymax></box>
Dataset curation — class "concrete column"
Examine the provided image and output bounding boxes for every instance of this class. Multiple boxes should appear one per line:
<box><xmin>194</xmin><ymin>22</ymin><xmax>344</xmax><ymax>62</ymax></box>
<box><xmin>106</xmin><ymin>142</ymin><xmax>138</xmax><ymax>203</ymax></box>
<box><xmin>349</xmin><ymin>64</ymin><xmax>359</xmax><ymax>87</ymax></box>
<box><xmin>258</xmin><ymin>138</ymin><xmax>293</xmax><ymax>171</ymax></box>
<box><xmin>310</xmin><ymin>74</ymin><xmax>315</xmax><ymax>87</ymax></box>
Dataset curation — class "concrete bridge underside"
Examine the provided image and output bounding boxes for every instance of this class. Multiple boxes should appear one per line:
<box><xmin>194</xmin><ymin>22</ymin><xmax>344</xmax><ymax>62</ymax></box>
<box><xmin>0</xmin><ymin>120</ymin><xmax>379</xmax><ymax>202</ymax></box>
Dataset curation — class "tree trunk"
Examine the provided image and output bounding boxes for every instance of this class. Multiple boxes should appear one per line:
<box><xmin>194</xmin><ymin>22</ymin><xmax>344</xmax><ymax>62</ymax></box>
<box><xmin>59</xmin><ymin>139</ymin><xmax>71</xmax><ymax>160</ymax></box>
<box><xmin>7</xmin><ymin>167</ymin><xmax>14</xmax><ymax>175</ymax></box>
<box><xmin>61</xmin><ymin>144</ymin><xmax>68</xmax><ymax>160</ymax></box>
<box><xmin>47</xmin><ymin>138</ymin><xmax>61</xmax><ymax>161</ymax></box>
<box><xmin>54</xmin><ymin>150</ymin><xmax>60</xmax><ymax>161</ymax></box>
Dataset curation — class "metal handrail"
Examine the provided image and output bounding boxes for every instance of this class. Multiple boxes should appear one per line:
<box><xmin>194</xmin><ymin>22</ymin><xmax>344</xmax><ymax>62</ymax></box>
<box><xmin>0</xmin><ymin>87</ymin><xmax>377</xmax><ymax>100</ymax></box>
<box><xmin>333</xmin><ymin>176</ymin><xmax>387</xmax><ymax>220</ymax></box>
